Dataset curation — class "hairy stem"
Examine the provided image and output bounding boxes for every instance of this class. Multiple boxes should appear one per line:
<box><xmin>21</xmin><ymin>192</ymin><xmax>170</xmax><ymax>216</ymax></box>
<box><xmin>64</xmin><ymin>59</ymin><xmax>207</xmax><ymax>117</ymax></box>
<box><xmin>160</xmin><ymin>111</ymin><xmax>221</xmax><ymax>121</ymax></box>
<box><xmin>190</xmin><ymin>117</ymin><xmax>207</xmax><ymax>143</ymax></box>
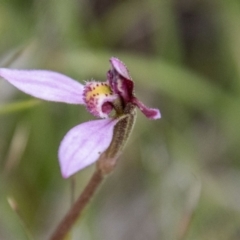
<box><xmin>49</xmin><ymin>169</ymin><xmax>104</xmax><ymax>240</ymax></box>
<box><xmin>49</xmin><ymin>105</ymin><xmax>136</xmax><ymax>240</ymax></box>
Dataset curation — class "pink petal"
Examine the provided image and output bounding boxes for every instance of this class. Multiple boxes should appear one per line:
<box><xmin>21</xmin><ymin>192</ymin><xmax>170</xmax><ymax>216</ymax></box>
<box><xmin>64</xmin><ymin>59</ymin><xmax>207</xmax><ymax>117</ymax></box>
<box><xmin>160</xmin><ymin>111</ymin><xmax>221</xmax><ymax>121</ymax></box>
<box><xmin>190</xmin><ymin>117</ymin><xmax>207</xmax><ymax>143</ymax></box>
<box><xmin>132</xmin><ymin>97</ymin><xmax>161</xmax><ymax>120</ymax></box>
<box><xmin>0</xmin><ymin>68</ymin><xmax>84</xmax><ymax>104</ymax></box>
<box><xmin>58</xmin><ymin>119</ymin><xmax>118</xmax><ymax>178</ymax></box>
<box><xmin>110</xmin><ymin>57</ymin><xmax>131</xmax><ymax>80</ymax></box>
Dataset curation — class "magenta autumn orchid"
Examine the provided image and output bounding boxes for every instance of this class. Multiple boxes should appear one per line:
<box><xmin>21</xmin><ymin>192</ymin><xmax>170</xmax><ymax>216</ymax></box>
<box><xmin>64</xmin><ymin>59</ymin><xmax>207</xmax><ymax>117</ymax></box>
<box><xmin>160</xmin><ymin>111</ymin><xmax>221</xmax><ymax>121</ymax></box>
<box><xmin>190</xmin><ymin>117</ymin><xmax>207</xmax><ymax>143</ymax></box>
<box><xmin>0</xmin><ymin>58</ymin><xmax>160</xmax><ymax>178</ymax></box>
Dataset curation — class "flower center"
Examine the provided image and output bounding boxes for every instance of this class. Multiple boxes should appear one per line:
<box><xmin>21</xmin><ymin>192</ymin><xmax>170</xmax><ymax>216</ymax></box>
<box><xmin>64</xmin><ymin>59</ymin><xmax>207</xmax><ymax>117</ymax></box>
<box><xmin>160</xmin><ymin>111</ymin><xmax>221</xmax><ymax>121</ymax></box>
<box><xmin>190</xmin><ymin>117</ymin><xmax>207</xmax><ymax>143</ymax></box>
<box><xmin>85</xmin><ymin>82</ymin><xmax>112</xmax><ymax>101</ymax></box>
<box><xmin>83</xmin><ymin>81</ymin><xmax>117</xmax><ymax>118</ymax></box>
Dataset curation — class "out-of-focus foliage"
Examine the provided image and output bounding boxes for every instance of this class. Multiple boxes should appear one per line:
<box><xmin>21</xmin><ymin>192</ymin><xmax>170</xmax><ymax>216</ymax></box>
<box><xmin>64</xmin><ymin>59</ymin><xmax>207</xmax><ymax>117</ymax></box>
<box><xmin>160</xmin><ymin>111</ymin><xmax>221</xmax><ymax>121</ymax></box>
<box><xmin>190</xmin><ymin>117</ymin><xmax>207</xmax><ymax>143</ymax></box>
<box><xmin>1</xmin><ymin>0</ymin><xmax>240</xmax><ymax>239</ymax></box>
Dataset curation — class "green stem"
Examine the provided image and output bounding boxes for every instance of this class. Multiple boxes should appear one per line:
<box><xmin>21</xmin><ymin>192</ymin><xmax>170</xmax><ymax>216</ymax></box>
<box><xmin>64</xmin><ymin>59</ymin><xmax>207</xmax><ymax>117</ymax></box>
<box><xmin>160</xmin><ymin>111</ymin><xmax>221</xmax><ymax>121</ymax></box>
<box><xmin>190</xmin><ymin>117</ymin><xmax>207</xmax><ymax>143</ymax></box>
<box><xmin>49</xmin><ymin>169</ymin><xmax>104</xmax><ymax>240</ymax></box>
<box><xmin>49</xmin><ymin>104</ymin><xmax>136</xmax><ymax>240</ymax></box>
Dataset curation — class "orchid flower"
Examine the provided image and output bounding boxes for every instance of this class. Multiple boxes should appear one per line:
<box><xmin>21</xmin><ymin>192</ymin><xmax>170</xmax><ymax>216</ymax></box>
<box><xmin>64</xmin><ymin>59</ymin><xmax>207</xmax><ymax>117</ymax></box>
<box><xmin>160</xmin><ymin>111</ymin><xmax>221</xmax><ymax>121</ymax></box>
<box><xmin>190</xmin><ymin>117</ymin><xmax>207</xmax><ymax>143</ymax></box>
<box><xmin>0</xmin><ymin>58</ymin><xmax>160</xmax><ymax>178</ymax></box>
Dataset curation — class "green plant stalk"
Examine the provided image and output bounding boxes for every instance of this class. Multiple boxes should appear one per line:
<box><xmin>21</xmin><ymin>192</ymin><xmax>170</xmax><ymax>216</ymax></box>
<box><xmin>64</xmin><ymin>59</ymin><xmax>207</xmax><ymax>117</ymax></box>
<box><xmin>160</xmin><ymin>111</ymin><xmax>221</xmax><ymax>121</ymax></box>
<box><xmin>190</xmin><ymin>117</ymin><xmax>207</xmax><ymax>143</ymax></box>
<box><xmin>49</xmin><ymin>105</ymin><xmax>136</xmax><ymax>240</ymax></box>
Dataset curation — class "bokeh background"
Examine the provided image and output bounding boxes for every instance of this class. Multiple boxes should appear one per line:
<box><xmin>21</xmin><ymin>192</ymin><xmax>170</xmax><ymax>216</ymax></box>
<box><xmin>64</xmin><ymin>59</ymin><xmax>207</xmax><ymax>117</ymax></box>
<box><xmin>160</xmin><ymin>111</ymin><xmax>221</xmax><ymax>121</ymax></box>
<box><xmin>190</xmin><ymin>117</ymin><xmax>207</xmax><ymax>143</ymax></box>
<box><xmin>1</xmin><ymin>0</ymin><xmax>240</xmax><ymax>239</ymax></box>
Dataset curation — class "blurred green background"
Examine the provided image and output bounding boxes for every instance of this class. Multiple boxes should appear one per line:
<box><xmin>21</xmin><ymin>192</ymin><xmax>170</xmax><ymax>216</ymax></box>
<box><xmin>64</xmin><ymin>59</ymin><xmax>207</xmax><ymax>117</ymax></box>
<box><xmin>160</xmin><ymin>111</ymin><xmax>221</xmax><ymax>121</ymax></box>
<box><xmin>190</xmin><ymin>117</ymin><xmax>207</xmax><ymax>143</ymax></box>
<box><xmin>1</xmin><ymin>0</ymin><xmax>240</xmax><ymax>239</ymax></box>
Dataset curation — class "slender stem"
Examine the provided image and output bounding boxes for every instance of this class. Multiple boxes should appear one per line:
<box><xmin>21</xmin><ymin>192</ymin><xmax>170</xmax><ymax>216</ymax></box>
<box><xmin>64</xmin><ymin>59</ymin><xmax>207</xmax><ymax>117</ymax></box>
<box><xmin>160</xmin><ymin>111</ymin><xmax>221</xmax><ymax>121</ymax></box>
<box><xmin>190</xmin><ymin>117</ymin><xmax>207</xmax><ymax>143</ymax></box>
<box><xmin>177</xmin><ymin>180</ymin><xmax>201</xmax><ymax>240</ymax></box>
<box><xmin>49</xmin><ymin>169</ymin><xmax>104</xmax><ymax>240</ymax></box>
<box><xmin>49</xmin><ymin>106</ymin><xmax>136</xmax><ymax>240</ymax></box>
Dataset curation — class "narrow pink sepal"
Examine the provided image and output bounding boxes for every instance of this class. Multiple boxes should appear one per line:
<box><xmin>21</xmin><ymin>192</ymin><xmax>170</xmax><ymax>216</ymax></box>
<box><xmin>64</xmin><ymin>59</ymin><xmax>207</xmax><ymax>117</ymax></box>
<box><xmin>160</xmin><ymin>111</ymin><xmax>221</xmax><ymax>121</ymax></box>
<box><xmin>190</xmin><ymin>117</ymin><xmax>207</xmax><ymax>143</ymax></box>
<box><xmin>58</xmin><ymin>119</ymin><xmax>118</xmax><ymax>178</ymax></box>
<box><xmin>132</xmin><ymin>97</ymin><xmax>161</xmax><ymax>119</ymax></box>
<box><xmin>0</xmin><ymin>68</ymin><xmax>84</xmax><ymax>104</ymax></box>
<box><xmin>110</xmin><ymin>57</ymin><xmax>131</xmax><ymax>80</ymax></box>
